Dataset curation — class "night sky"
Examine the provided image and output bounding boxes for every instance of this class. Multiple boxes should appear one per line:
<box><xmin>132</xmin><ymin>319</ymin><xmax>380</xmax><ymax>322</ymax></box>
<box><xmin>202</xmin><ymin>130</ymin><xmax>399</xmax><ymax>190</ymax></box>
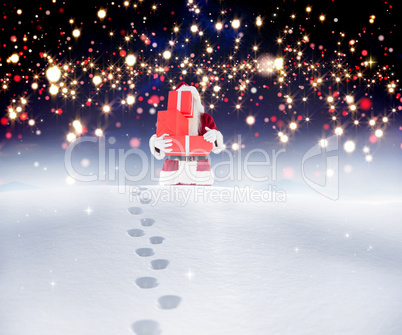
<box><xmin>0</xmin><ymin>0</ymin><xmax>401</xmax><ymax>153</ymax></box>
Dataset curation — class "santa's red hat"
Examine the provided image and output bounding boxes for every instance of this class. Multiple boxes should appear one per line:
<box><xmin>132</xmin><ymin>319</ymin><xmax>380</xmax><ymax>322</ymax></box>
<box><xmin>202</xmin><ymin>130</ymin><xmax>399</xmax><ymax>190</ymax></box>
<box><xmin>174</xmin><ymin>81</ymin><xmax>189</xmax><ymax>91</ymax></box>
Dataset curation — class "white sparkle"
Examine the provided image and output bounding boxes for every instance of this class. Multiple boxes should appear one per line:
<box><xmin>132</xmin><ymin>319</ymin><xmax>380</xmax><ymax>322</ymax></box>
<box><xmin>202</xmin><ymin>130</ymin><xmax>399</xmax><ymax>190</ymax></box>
<box><xmin>186</xmin><ymin>270</ymin><xmax>194</xmax><ymax>280</ymax></box>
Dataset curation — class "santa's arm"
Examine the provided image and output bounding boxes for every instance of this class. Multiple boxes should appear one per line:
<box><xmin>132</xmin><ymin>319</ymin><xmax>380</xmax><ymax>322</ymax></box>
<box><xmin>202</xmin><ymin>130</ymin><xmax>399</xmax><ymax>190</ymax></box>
<box><xmin>212</xmin><ymin>130</ymin><xmax>224</xmax><ymax>154</ymax></box>
<box><xmin>204</xmin><ymin>114</ymin><xmax>224</xmax><ymax>154</ymax></box>
<box><xmin>149</xmin><ymin>134</ymin><xmax>166</xmax><ymax>160</ymax></box>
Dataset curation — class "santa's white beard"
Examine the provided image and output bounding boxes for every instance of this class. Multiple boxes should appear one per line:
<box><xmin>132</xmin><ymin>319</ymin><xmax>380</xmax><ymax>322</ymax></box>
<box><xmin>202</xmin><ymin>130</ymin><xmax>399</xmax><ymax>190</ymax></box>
<box><xmin>188</xmin><ymin>101</ymin><xmax>202</xmax><ymax>136</ymax></box>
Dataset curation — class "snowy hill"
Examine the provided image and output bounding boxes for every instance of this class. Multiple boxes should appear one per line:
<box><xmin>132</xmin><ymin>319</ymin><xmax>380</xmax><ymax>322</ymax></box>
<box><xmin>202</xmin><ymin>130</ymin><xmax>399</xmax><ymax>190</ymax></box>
<box><xmin>1</xmin><ymin>185</ymin><xmax>402</xmax><ymax>335</ymax></box>
<box><xmin>0</xmin><ymin>181</ymin><xmax>39</xmax><ymax>192</ymax></box>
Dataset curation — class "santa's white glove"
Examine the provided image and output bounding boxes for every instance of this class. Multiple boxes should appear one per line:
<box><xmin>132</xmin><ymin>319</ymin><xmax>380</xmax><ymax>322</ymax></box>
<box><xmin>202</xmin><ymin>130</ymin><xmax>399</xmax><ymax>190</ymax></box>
<box><xmin>154</xmin><ymin>133</ymin><xmax>173</xmax><ymax>153</ymax></box>
<box><xmin>203</xmin><ymin>127</ymin><xmax>218</xmax><ymax>143</ymax></box>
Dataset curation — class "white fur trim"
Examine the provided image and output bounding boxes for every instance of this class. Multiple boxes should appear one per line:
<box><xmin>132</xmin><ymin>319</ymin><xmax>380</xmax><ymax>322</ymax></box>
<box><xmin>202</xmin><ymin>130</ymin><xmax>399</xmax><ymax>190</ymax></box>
<box><xmin>212</xmin><ymin>130</ymin><xmax>224</xmax><ymax>154</ymax></box>
<box><xmin>159</xmin><ymin>160</ymin><xmax>214</xmax><ymax>185</ymax></box>
<box><xmin>149</xmin><ymin>134</ymin><xmax>166</xmax><ymax>160</ymax></box>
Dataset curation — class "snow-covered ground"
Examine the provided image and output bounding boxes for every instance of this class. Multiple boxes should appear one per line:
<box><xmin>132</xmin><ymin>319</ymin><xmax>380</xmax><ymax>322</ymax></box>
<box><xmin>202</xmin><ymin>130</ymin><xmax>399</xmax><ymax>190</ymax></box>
<box><xmin>1</xmin><ymin>185</ymin><xmax>402</xmax><ymax>335</ymax></box>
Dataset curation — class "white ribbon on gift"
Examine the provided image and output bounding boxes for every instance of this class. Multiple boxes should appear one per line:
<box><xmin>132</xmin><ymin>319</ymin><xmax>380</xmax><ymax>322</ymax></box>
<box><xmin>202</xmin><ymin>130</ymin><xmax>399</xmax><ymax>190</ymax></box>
<box><xmin>185</xmin><ymin>135</ymin><xmax>190</xmax><ymax>156</ymax></box>
<box><xmin>176</xmin><ymin>91</ymin><xmax>181</xmax><ymax>111</ymax></box>
<box><xmin>175</xmin><ymin>90</ymin><xmax>194</xmax><ymax>117</ymax></box>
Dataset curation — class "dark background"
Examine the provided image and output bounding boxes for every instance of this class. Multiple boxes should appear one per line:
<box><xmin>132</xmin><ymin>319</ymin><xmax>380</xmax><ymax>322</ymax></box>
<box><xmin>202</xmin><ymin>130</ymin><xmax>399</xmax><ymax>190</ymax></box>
<box><xmin>0</xmin><ymin>0</ymin><xmax>401</xmax><ymax>147</ymax></box>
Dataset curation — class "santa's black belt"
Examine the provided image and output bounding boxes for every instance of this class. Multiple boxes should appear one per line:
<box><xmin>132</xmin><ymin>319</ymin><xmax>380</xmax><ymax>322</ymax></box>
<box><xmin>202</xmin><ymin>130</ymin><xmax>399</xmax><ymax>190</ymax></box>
<box><xmin>168</xmin><ymin>155</ymin><xmax>208</xmax><ymax>161</ymax></box>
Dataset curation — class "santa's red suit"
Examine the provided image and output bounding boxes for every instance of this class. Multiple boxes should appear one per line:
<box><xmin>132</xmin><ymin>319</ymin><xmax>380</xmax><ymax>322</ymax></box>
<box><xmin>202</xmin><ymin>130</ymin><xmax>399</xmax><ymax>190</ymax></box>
<box><xmin>149</xmin><ymin>84</ymin><xmax>224</xmax><ymax>185</ymax></box>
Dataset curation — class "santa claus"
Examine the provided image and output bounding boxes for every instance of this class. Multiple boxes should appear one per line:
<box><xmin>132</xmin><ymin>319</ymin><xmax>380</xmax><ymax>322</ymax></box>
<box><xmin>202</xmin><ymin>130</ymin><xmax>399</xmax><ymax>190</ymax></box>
<box><xmin>149</xmin><ymin>83</ymin><xmax>224</xmax><ymax>185</ymax></box>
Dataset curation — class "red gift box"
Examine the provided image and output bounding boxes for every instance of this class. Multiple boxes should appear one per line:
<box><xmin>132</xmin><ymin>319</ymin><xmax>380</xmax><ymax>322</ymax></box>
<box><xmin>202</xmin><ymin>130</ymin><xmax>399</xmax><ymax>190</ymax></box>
<box><xmin>156</xmin><ymin>110</ymin><xmax>189</xmax><ymax>137</ymax></box>
<box><xmin>165</xmin><ymin>135</ymin><xmax>213</xmax><ymax>156</ymax></box>
<box><xmin>167</xmin><ymin>90</ymin><xmax>194</xmax><ymax>118</ymax></box>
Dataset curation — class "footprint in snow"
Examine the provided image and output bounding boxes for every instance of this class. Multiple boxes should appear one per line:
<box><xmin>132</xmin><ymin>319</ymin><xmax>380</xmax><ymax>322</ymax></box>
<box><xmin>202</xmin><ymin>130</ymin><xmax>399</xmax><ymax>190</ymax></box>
<box><xmin>140</xmin><ymin>218</ymin><xmax>155</xmax><ymax>227</ymax></box>
<box><xmin>127</xmin><ymin>229</ymin><xmax>144</xmax><ymax>237</ymax></box>
<box><xmin>128</xmin><ymin>207</ymin><xmax>143</xmax><ymax>215</ymax></box>
<box><xmin>135</xmin><ymin>277</ymin><xmax>158</xmax><ymax>289</ymax></box>
<box><xmin>132</xmin><ymin>320</ymin><xmax>161</xmax><ymax>335</ymax></box>
<box><xmin>158</xmin><ymin>295</ymin><xmax>182</xmax><ymax>310</ymax></box>
<box><xmin>140</xmin><ymin>197</ymin><xmax>152</xmax><ymax>205</ymax></box>
<box><xmin>149</xmin><ymin>236</ymin><xmax>164</xmax><ymax>245</ymax></box>
<box><xmin>150</xmin><ymin>259</ymin><xmax>169</xmax><ymax>270</ymax></box>
<box><xmin>135</xmin><ymin>248</ymin><xmax>154</xmax><ymax>257</ymax></box>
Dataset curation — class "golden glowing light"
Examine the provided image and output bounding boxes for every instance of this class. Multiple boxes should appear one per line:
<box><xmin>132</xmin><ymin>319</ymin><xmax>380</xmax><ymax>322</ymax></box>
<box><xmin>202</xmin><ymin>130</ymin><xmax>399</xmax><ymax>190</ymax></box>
<box><xmin>10</xmin><ymin>54</ymin><xmax>19</xmax><ymax>63</ymax></box>
<box><xmin>98</xmin><ymin>9</ymin><xmax>106</xmax><ymax>19</ymax></box>
<box><xmin>306</xmin><ymin>6</ymin><xmax>312</xmax><ymax>13</ymax></box>
<box><xmin>280</xmin><ymin>135</ymin><xmax>289</xmax><ymax>143</ymax></box>
<box><xmin>65</xmin><ymin>176</ymin><xmax>76</xmax><ymax>186</ymax></box>
<box><xmin>126</xmin><ymin>95</ymin><xmax>135</xmax><ymax>105</ymax></box>
<box><xmin>93</xmin><ymin>75</ymin><xmax>102</xmax><ymax>85</ymax></box>
<box><xmin>289</xmin><ymin>122</ymin><xmax>297</xmax><ymax>130</ymax></box>
<box><xmin>319</xmin><ymin>139</ymin><xmax>328</xmax><ymax>148</ymax></box>
<box><xmin>72</xmin><ymin>29</ymin><xmax>80</xmax><ymax>38</ymax></box>
<box><xmin>256</xmin><ymin>17</ymin><xmax>262</xmax><ymax>26</ymax></box>
<box><xmin>46</xmin><ymin>66</ymin><xmax>62</xmax><ymax>82</ymax></box>
<box><xmin>28</xmin><ymin>119</ymin><xmax>35</xmax><ymax>126</ymax></box>
<box><xmin>344</xmin><ymin>140</ymin><xmax>356</xmax><ymax>153</ymax></box>
<box><xmin>103</xmin><ymin>105</ymin><xmax>111</xmax><ymax>113</ymax></box>
<box><xmin>274</xmin><ymin>58</ymin><xmax>283</xmax><ymax>70</ymax></box>
<box><xmin>319</xmin><ymin>15</ymin><xmax>325</xmax><ymax>21</ymax></box>
<box><xmin>375</xmin><ymin>129</ymin><xmax>383</xmax><ymax>138</ymax></box>
<box><xmin>232</xmin><ymin>143</ymin><xmax>239</xmax><ymax>151</ymax></box>
<box><xmin>365</xmin><ymin>155</ymin><xmax>373</xmax><ymax>162</ymax></box>
<box><xmin>215</xmin><ymin>22</ymin><xmax>223</xmax><ymax>31</ymax></box>
<box><xmin>345</xmin><ymin>95</ymin><xmax>354</xmax><ymax>104</ymax></box>
<box><xmin>49</xmin><ymin>85</ymin><xmax>59</xmax><ymax>95</ymax></box>
<box><xmin>163</xmin><ymin>50</ymin><xmax>171</xmax><ymax>59</ymax></box>
<box><xmin>67</xmin><ymin>132</ymin><xmax>77</xmax><ymax>142</ymax></box>
<box><xmin>232</xmin><ymin>19</ymin><xmax>240</xmax><ymax>29</ymax></box>
<box><xmin>125</xmin><ymin>54</ymin><xmax>136</xmax><ymax>66</ymax></box>
<box><xmin>246</xmin><ymin>115</ymin><xmax>255</xmax><ymax>125</ymax></box>
<box><xmin>72</xmin><ymin>120</ymin><xmax>83</xmax><ymax>134</ymax></box>
<box><xmin>206</xmin><ymin>46</ymin><xmax>213</xmax><ymax>53</ymax></box>
<box><xmin>190</xmin><ymin>24</ymin><xmax>198</xmax><ymax>33</ymax></box>
<box><xmin>369</xmin><ymin>119</ymin><xmax>375</xmax><ymax>126</ymax></box>
<box><xmin>335</xmin><ymin>127</ymin><xmax>343</xmax><ymax>136</ymax></box>
<box><xmin>95</xmin><ymin>128</ymin><xmax>103</xmax><ymax>137</ymax></box>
